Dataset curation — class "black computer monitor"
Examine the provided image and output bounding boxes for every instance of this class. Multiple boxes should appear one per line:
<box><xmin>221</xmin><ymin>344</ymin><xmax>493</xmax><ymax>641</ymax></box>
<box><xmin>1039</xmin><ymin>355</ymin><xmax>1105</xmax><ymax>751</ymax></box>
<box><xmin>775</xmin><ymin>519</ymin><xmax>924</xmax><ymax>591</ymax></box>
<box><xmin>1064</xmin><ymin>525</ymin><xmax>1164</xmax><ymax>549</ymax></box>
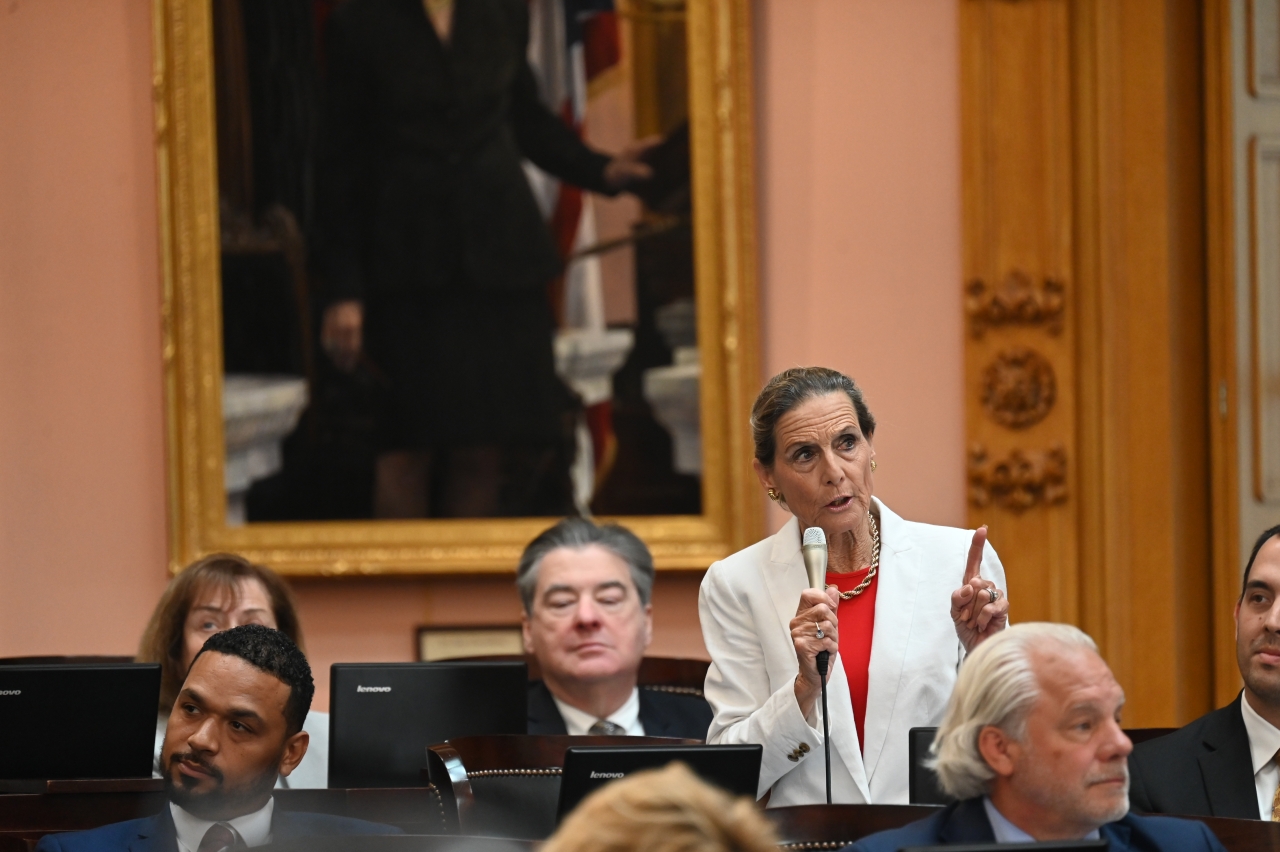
<box><xmin>0</xmin><ymin>662</ymin><xmax>161</xmax><ymax>780</ymax></box>
<box><xmin>556</xmin><ymin>744</ymin><xmax>763</xmax><ymax>820</ymax></box>
<box><xmin>328</xmin><ymin>661</ymin><xmax>528</xmax><ymax>788</ymax></box>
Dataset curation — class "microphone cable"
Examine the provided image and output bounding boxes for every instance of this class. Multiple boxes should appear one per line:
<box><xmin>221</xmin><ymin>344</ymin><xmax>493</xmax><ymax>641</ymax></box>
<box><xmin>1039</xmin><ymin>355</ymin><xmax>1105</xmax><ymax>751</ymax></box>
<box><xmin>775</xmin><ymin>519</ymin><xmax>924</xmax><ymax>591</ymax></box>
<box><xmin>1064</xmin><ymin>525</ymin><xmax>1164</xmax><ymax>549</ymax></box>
<box><xmin>817</xmin><ymin>649</ymin><xmax>831</xmax><ymax>804</ymax></box>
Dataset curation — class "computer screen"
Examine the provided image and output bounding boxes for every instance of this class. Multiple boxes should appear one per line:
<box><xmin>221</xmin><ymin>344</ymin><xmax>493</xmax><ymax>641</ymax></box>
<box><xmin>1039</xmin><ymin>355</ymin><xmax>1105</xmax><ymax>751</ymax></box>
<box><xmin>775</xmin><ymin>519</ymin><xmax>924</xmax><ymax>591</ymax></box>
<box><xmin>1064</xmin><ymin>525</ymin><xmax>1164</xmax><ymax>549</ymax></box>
<box><xmin>556</xmin><ymin>743</ymin><xmax>763</xmax><ymax>819</ymax></box>
<box><xmin>0</xmin><ymin>662</ymin><xmax>161</xmax><ymax>780</ymax></box>
<box><xmin>329</xmin><ymin>661</ymin><xmax>528</xmax><ymax>788</ymax></box>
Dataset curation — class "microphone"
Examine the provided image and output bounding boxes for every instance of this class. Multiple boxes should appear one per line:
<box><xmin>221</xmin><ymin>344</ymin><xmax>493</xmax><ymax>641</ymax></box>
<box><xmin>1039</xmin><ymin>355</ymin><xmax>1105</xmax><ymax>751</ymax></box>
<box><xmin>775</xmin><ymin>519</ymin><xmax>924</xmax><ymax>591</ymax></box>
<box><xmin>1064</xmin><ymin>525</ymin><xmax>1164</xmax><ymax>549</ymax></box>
<box><xmin>801</xmin><ymin>527</ymin><xmax>829</xmax><ymax>675</ymax></box>
<box><xmin>802</xmin><ymin>526</ymin><xmax>828</xmax><ymax>589</ymax></box>
<box><xmin>802</xmin><ymin>527</ymin><xmax>832</xmax><ymax>804</ymax></box>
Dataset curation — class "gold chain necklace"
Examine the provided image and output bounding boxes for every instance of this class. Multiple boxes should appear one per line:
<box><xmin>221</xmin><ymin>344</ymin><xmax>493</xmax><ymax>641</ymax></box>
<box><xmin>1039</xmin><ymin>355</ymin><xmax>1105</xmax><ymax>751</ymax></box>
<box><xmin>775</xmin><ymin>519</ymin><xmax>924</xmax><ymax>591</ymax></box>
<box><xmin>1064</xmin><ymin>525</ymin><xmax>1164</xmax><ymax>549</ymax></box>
<box><xmin>836</xmin><ymin>511</ymin><xmax>880</xmax><ymax>599</ymax></box>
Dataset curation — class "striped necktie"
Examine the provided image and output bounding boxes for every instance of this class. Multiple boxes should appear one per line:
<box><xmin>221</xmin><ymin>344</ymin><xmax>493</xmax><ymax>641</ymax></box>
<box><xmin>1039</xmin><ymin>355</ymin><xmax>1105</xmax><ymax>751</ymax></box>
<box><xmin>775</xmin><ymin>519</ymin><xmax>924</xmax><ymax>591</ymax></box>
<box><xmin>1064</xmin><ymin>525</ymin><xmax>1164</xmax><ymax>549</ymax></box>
<box><xmin>588</xmin><ymin>720</ymin><xmax>626</xmax><ymax>736</ymax></box>
<box><xmin>197</xmin><ymin>823</ymin><xmax>241</xmax><ymax>852</ymax></box>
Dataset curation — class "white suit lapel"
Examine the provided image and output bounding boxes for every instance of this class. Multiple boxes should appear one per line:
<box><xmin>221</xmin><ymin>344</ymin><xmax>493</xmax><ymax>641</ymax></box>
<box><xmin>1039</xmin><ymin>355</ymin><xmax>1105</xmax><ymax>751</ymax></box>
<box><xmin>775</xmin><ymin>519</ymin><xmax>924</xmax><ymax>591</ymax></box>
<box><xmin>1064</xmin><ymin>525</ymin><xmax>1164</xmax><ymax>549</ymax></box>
<box><xmin>763</xmin><ymin>517</ymin><xmax>871</xmax><ymax>801</ymax></box>
<box><xmin>860</xmin><ymin>499</ymin><xmax>923</xmax><ymax>787</ymax></box>
<box><xmin>761</xmin><ymin>518</ymin><xmax>806</xmax><ymax>650</ymax></box>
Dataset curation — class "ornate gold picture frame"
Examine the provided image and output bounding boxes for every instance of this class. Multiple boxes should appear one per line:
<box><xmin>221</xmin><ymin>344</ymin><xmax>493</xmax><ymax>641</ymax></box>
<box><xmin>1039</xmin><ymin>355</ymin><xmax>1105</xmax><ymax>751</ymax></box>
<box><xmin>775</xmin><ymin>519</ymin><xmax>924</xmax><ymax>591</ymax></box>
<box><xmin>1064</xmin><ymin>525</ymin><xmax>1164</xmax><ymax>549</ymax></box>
<box><xmin>153</xmin><ymin>0</ymin><xmax>763</xmax><ymax>575</ymax></box>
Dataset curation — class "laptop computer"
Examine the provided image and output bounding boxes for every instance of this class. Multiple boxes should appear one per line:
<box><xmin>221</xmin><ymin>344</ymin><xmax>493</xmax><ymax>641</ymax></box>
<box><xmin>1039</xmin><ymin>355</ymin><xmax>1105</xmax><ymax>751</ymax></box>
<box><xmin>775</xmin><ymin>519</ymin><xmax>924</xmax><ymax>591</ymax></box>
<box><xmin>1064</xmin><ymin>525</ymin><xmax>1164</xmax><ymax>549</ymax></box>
<box><xmin>328</xmin><ymin>661</ymin><xmax>527</xmax><ymax>788</ymax></box>
<box><xmin>556</xmin><ymin>744</ymin><xmax>763</xmax><ymax>819</ymax></box>
<box><xmin>0</xmin><ymin>662</ymin><xmax>161</xmax><ymax>780</ymax></box>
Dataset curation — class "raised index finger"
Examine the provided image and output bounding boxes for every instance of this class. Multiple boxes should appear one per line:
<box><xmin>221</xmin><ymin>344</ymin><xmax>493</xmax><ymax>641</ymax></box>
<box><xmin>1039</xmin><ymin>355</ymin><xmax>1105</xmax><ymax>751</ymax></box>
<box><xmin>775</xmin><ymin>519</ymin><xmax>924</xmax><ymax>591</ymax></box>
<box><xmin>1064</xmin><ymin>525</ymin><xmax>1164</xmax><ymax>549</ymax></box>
<box><xmin>963</xmin><ymin>525</ymin><xmax>988</xmax><ymax>585</ymax></box>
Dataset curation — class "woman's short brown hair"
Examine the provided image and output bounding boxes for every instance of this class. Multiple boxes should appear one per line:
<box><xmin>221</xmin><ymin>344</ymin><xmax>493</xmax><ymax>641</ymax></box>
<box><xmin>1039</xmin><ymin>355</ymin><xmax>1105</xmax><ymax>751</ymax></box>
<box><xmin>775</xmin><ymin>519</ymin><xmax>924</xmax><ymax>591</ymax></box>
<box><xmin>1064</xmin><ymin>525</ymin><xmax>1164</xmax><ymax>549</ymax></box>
<box><xmin>138</xmin><ymin>553</ymin><xmax>304</xmax><ymax>713</ymax></box>
<box><xmin>750</xmin><ymin>366</ymin><xmax>876</xmax><ymax>467</ymax></box>
<box><xmin>542</xmin><ymin>763</ymin><xmax>778</xmax><ymax>852</ymax></box>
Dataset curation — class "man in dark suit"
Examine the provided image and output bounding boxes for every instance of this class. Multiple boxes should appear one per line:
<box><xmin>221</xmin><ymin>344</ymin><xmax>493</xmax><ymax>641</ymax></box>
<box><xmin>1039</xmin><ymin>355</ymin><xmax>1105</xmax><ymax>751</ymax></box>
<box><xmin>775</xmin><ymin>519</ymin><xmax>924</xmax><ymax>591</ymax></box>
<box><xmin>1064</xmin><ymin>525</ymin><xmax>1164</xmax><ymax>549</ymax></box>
<box><xmin>850</xmin><ymin>623</ymin><xmax>1224</xmax><ymax>852</ymax></box>
<box><xmin>36</xmin><ymin>625</ymin><xmax>398</xmax><ymax>852</ymax></box>
<box><xmin>1129</xmin><ymin>524</ymin><xmax>1280</xmax><ymax>820</ymax></box>
<box><xmin>519</xmin><ymin>518</ymin><xmax>712</xmax><ymax>739</ymax></box>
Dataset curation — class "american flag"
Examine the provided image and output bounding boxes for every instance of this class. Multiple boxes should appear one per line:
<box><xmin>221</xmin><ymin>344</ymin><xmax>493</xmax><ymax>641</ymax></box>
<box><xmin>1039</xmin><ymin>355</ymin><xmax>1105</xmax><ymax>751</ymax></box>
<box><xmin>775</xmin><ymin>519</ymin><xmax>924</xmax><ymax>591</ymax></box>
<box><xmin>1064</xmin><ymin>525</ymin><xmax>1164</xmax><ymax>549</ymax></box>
<box><xmin>525</xmin><ymin>0</ymin><xmax>621</xmax><ymax>331</ymax></box>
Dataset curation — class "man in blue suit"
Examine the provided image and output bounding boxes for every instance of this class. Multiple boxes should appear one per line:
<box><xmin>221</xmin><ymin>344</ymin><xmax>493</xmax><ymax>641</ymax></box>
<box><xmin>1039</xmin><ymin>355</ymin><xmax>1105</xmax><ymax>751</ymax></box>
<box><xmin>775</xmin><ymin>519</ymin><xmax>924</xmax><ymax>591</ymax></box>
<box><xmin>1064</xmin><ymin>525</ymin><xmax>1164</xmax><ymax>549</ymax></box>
<box><xmin>37</xmin><ymin>624</ymin><xmax>399</xmax><ymax>851</ymax></box>
<box><xmin>849</xmin><ymin>623</ymin><xmax>1224</xmax><ymax>852</ymax></box>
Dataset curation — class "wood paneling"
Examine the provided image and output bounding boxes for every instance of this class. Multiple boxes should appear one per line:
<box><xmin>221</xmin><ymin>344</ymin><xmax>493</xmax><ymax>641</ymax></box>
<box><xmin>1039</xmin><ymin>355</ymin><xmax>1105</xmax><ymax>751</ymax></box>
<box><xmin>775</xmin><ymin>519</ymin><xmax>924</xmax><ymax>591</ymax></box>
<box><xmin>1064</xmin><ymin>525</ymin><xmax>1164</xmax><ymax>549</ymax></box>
<box><xmin>961</xmin><ymin>0</ymin><xmax>1078</xmax><ymax>629</ymax></box>
<box><xmin>1249</xmin><ymin>136</ymin><xmax>1280</xmax><ymax>502</ymax></box>
<box><xmin>1206</xmin><ymin>0</ymin><xmax>1245</xmax><ymax>711</ymax></box>
<box><xmin>962</xmin><ymin>0</ymin><xmax>1212</xmax><ymax>726</ymax></box>
<box><xmin>1248</xmin><ymin>0</ymin><xmax>1280</xmax><ymax>97</ymax></box>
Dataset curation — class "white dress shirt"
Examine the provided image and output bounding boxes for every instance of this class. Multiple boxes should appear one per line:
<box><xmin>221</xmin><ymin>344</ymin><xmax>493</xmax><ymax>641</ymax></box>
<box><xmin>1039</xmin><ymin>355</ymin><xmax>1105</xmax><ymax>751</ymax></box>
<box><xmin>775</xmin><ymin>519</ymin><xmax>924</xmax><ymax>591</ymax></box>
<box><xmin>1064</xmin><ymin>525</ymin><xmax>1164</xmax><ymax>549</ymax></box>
<box><xmin>553</xmin><ymin>687</ymin><xmax>644</xmax><ymax>735</ymax></box>
<box><xmin>982</xmin><ymin>797</ymin><xmax>1100</xmax><ymax>842</ymax></box>
<box><xmin>171</xmin><ymin>798</ymin><xmax>273</xmax><ymax>852</ymax></box>
<box><xmin>1239</xmin><ymin>690</ymin><xmax>1280</xmax><ymax>819</ymax></box>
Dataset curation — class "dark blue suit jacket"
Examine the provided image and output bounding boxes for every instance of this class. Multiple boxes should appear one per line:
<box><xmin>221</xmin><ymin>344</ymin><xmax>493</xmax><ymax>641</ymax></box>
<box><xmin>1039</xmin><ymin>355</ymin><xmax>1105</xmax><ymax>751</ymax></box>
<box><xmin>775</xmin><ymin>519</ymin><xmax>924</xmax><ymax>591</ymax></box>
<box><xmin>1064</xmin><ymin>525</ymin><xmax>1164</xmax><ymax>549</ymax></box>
<box><xmin>526</xmin><ymin>681</ymin><xmax>712</xmax><ymax>740</ymax></box>
<box><xmin>846</xmin><ymin>797</ymin><xmax>1226</xmax><ymax>852</ymax></box>
<box><xmin>33</xmin><ymin>806</ymin><xmax>401</xmax><ymax>852</ymax></box>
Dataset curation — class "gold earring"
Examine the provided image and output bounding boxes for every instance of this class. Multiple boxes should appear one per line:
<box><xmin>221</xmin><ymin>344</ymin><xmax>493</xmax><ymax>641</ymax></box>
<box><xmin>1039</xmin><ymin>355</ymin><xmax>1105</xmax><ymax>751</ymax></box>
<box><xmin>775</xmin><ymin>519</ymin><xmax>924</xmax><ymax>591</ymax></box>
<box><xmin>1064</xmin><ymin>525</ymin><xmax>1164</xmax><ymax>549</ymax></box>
<box><xmin>871</xmin><ymin>459</ymin><xmax>877</xmax><ymax>471</ymax></box>
<box><xmin>767</xmin><ymin>488</ymin><xmax>782</xmax><ymax>502</ymax></box>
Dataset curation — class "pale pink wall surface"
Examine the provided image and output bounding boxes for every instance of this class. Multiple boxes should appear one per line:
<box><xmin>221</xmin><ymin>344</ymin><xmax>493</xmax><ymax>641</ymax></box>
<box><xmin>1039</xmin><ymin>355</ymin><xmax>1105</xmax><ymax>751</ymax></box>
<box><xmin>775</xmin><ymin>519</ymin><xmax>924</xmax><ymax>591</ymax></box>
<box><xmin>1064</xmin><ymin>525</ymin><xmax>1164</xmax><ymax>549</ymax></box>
<box><xmin>0</xmin><ymin>0</ymin><xmax>169</xmax><ymax>656</ymax></box>
<box><xmin>0</xmin><ymin>0</ymin><xmax>965</xmax><ymax>710</ymax></box>
<box><xmin>755</xmin><ymin>0</ymin><xmax>966</xmax><ymax>531</ymax></box>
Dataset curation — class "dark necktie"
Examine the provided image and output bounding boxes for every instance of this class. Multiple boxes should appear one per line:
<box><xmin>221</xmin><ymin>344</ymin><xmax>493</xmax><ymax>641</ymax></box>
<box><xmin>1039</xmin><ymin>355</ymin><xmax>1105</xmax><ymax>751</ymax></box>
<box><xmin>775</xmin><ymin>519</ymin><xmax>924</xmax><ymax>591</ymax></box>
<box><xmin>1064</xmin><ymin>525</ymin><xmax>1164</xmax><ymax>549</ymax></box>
<box><xmin>197</xmin><ymin>823</ymin><xmax>241</xmax><ymax>852</ymax></box>
<box><xmin>588</xmin><ymin>720</ymin><xmax>626</xmax><ymax>736</ymax></box>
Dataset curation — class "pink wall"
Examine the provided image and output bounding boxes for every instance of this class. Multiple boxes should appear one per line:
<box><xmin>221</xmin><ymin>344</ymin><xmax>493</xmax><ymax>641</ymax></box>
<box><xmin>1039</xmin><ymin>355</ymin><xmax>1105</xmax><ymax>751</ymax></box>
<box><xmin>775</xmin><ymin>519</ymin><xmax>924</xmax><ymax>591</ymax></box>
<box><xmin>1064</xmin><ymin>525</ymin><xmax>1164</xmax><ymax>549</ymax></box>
<box><xmin>756</xmin><ymin>0</ymin><xmax>965</xmax><ymax>531</ymax></box>
<box><xmin>0</xmin><ymin>0</ymin><xmax>965</xmax><ymax>711</ymax></box>
<box><xmin>0</xmin><ymin>0</ymin><xmax>169</xmax><ymax>656</ymax></box>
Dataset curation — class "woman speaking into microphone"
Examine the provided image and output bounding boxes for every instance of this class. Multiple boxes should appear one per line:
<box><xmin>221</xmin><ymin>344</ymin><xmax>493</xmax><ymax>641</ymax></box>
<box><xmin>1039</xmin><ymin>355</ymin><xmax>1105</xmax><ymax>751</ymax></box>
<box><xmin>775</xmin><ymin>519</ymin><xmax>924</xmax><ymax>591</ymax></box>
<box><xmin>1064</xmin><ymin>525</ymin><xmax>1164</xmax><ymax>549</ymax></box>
<box><xmin>699</xmin><ymin>367</ymin><xmax>1009</xmax><ymax>806</ymax></box>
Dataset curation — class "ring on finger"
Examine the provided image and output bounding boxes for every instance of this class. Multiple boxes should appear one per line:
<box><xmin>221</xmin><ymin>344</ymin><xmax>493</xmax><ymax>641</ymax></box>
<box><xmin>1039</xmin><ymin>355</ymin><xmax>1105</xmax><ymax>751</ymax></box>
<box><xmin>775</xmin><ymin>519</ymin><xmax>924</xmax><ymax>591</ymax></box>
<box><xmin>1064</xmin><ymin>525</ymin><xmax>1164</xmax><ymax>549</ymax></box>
<box><xmin>815</xmin><ymin>620</ymin><xmax>825</xmax><ymax>640</ymax></box>
<box><xmin>986</xmin><ymin>587</ymin><xmax>1000</xmax><ymax>604</ymax></box>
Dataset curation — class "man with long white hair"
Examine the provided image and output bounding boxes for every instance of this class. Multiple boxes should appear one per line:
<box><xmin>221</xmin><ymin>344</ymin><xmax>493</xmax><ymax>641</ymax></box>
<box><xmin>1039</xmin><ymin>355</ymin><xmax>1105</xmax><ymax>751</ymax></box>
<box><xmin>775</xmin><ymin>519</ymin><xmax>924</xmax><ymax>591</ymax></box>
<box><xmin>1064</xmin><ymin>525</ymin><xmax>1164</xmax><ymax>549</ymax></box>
<box><xmin>848</xmin><ymin>623</ymin><xmax>1224</xmax><ymax>850</ymax></box>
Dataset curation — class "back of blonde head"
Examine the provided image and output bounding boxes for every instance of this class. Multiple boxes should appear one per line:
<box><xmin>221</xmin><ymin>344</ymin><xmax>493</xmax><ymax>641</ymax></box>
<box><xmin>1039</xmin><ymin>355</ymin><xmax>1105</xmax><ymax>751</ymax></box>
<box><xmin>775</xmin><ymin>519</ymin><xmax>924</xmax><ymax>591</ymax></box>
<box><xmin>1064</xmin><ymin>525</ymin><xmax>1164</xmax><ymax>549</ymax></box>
<box><xmin>543</xmin><ymin>763</ymin><xmax>778</xmax><ymax>852</ymax></box>
<box><xmin>930</xmin><ymin>622</ymin><xmax>1098</xmax><ymax>800</ymax></box>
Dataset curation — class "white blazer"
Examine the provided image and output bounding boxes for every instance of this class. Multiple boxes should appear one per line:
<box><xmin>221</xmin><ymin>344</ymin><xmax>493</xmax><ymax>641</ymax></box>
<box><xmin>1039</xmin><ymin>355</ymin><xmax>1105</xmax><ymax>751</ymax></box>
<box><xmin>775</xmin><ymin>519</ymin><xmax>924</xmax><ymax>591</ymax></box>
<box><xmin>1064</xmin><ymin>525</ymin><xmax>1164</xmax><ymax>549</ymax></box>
<box><xmin>699</xmin><ymin>498</ymin><xmax>1006</xmax><ymax>806</ymax></box>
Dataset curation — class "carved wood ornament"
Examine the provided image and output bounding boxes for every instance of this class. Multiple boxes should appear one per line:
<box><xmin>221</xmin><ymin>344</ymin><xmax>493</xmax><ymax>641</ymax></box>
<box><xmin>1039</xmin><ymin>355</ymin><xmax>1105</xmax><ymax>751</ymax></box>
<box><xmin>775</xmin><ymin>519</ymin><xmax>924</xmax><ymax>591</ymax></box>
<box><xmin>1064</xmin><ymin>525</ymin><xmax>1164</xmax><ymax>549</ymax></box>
<box><xmin>967</xmin><ymin>444</ymin><xmax>1068</xmax><ymax>513</ymax></box>
<box><xmin>966</xmin><ymin>270</ymin><xmax>1066</xmax><ymax>338</ymax></box>
<box><xmin>981</xmin><ymin>347</ymin><xmax>1057</xmax><ymax>429</ymax></box>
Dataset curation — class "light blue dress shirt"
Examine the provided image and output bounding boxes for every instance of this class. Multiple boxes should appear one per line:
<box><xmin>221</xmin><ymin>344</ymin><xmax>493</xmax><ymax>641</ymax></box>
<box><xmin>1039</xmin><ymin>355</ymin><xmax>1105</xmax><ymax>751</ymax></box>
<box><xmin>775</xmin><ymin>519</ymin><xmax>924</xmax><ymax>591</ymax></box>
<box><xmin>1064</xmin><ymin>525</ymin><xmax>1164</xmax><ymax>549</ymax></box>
<box><xmin>982</xmin><ymin>796</ymin><xmax>1101</xmax><ymax>843</ymax></box>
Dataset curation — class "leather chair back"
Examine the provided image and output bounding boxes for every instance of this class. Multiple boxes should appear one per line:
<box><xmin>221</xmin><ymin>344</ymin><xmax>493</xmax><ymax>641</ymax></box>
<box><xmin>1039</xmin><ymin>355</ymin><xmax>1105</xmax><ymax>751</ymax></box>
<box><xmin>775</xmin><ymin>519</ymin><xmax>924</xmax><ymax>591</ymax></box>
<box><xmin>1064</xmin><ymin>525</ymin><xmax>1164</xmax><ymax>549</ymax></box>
<box><xmin>425</xmin><ymin>734</ymin><xmax>696</xmax><ymax>840</ymax></box>
<box><xmin>907</xmin><ymin>727</ymin><xmax>952</xmax><ymax>806</ymax></box>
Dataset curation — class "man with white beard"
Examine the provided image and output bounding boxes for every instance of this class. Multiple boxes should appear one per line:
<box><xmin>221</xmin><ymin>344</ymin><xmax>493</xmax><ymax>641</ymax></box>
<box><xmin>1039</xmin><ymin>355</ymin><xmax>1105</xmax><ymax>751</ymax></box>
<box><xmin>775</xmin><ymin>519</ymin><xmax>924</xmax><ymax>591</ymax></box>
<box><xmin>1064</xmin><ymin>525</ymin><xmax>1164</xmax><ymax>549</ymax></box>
<box><xmin>848</xmin><ymin>623</ymin><xmax>1225</xmax><ymax>850</ymax></box>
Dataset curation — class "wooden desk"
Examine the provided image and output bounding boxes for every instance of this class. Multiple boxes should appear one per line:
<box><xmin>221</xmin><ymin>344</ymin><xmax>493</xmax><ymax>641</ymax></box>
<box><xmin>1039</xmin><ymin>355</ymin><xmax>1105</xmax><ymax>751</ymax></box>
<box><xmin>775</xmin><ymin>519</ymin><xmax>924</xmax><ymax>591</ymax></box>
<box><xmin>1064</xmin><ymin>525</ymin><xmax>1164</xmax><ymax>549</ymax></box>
<box><xmin>0</xmin><ymin>780</ymin><xmax>447</xmax><ymax>851</ymax></box>
<box><xmin>768</xmin><ymin>804</ymin><xmax>1280</xmax><ymax>852</ymax></box>
<box><xmin>14</xmin><ymin>785</ymin><xmax>1278</xmax><ymax>852</ymax></box>
<box><xmin>1199</xmin><ymin>816</ymin><xmax>1280</xmax><ymax>852</ymax></box>
<box><xmin>765</xmin><ymin>804</ymin><xmax>942</xmax><ymax>849</ymax></box>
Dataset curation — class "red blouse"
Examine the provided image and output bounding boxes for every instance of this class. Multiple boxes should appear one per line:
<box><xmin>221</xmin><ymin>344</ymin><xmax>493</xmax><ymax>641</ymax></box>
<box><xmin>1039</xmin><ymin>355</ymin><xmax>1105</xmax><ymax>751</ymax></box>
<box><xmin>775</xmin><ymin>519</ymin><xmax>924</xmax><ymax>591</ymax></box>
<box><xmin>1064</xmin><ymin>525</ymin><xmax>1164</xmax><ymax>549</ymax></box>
<box><xmin>826</xmin><ymin>566</ymin><xmax>878</xmax><ymax>753</ymax></box>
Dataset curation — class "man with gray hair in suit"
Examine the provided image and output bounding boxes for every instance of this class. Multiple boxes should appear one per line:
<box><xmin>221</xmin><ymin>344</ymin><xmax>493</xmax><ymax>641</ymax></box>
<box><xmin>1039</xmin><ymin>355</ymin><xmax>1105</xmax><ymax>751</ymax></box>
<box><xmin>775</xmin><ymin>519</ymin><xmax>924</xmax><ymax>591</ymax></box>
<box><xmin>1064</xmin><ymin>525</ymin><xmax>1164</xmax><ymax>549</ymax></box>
<box><xmin>518</xmin><ymin>517</ymin><xmax>712</xmax><ymax>739</ymax></box>
<box><xmin>848</xmin><ymin>623</ymin><xmax>1225</xmax><ymax>851</ymax></box>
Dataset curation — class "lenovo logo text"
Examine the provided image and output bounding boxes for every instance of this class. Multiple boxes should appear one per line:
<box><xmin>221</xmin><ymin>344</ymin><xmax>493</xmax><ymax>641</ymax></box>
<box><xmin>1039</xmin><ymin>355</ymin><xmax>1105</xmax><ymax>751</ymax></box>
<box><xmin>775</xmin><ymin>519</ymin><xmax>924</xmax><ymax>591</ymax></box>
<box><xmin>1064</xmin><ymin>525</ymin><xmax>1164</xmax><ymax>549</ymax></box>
<box><xmin>589</xmin><ymin>771</ymin><xmax>625</xmax><ymax>779</ymax></box>
<box><xmin>356</xmin><ymin>685</ymin><xmax>391</xmax><ymax>693</ymax></box>
<box><xmin>0</xmin><ymin>689</ymin><xmax>21</xmax><ymax>696</ymax></box>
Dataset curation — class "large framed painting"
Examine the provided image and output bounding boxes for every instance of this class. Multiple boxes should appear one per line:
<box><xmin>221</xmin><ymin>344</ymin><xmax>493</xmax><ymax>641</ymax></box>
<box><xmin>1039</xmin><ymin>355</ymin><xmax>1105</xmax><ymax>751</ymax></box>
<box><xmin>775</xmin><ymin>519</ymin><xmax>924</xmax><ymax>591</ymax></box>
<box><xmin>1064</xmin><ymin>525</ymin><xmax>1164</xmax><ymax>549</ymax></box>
<box><xmin>154</xmin><ymin>0</ymin><xmax>762</xmax><ymax>575</ymax></box>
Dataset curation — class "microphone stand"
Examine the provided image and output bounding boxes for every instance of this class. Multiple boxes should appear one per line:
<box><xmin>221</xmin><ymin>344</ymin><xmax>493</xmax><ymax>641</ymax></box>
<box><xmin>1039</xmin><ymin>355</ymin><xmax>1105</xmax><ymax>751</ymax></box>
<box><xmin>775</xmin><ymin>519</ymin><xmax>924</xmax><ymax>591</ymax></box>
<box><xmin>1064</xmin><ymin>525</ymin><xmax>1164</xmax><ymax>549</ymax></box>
<box><xmin>817</xmin><ymin>649</ymin><xmax>831</xmax><ymax>805</ymax></box>
<box><xmin>802</xmin><ymin>528</ymin><xmax>833</xmax><ymax>807</ymax></box>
